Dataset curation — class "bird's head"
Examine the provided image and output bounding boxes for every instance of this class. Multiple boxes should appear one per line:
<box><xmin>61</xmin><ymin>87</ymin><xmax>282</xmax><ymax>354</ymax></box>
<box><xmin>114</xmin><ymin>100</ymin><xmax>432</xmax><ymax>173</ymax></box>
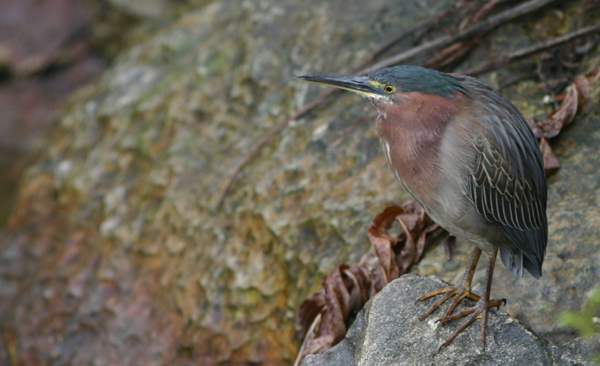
<box><xmin>296</xmin><ymin>65</ymin><xmax>468</xmax><ymax>107</ymax></box>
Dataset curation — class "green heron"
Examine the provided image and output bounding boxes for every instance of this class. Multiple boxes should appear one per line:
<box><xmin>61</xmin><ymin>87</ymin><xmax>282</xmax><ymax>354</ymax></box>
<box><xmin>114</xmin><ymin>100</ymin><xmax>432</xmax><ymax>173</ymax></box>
<box><xmin>296</xmin><ymin>66</ymin><xmax>547</xmax><ymax>350</ymax></box>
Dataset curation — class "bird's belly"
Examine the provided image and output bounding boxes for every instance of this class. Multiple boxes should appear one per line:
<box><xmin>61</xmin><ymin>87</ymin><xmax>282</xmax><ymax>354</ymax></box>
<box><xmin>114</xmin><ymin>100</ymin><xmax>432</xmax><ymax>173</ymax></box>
<box><xmin>425</xmin><ymin>204</ymin><xmax>500</xmax><ymax>254</ymax></box>
<box><xmin>380</xmin><ymin>137</ymin><xmax>503</xmax><ymax>255</ymax></box>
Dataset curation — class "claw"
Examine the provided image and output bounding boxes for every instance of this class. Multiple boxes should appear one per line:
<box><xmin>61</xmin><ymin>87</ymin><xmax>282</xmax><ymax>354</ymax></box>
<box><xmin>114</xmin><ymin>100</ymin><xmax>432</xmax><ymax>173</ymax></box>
<box><xmin>441</xmin><ymin>308</ymin><xmax>484</xmax><ymax>348</ymax></box>
<box><xmin>418</xmin><ymin>248</ymin><xmax>504</xmax><ymax>351</ymax></box>
<box><xmin>418</xmin><ymin>287</ymin><xmax>462</xmax><ymax>321</ymax></box>
<box><xmin>418</xmin><ymin>248</ymin><xmax>482</xmax><ymax>322</ymax></box>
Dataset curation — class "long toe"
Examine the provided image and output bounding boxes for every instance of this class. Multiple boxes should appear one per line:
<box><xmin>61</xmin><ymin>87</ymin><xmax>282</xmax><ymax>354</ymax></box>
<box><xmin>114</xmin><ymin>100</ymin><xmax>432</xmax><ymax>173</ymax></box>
<box><xmin>419</xmin><ymin>287</ymin><xmax>460</xmax><ymax>321</ymax></box>
<box><xmin>437</xmin><ymin>296</ymin><xmax>505</xmax><ymax>351</ymax></box>
<box><xmin>441</xmin><ymin>308</ymin><xmax>484</xmax><ymax>349</ymax></box>
<box><xmin>418</xmin><ymin>286</ymin><xmax>458</xmax><ymax>302</ymax></box>
<box><xmin>444</xmin><ymin>289</ymin><xmax>481</xmax><ymax>318</ymax></box>
<box><xmin>418</xmin><ymin>285</ymin><xmax>481</xmax><ymax>321</ymax></box>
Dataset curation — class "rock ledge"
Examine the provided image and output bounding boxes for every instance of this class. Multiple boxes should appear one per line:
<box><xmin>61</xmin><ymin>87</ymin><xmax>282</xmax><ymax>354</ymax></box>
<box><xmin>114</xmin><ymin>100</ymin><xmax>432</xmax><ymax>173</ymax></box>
<box><xmin>302</xmin><ymin>274</ymin><xmax>598</xmax><ymax>366</ymax></box>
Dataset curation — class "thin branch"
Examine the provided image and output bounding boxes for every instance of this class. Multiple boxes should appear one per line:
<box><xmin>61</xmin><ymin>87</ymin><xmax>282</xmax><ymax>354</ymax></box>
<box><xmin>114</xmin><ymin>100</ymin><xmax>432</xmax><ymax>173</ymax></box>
<box><xmin>331</xmin><ymin>111</ymin><xmax>378</xmax><ymax>147</ymax></box>
<box><xmin>463</xmin><ymin>23</ymin><xmax>600</xmax><ymax>76</ymax></box>
<box><xmin>459</xmin><ymin>0</ymin><xmax>504</xmax><ymax>31</ymax></box>
<box><xmin>350</xmin><ymin>4</ymin><xmax>460</xmax><ymax>74</ymax></box>
<box><xmin>293</xmin><ymin>313</ymin><xmax>323</xmax><ymax>366</ymax></box>
<box><xmin>215</xmin><ymin>88</ymin><xmax>337</xmax><ymax>209</ymax></box>
<box><xmin>357</xmin><ymin>0</ymin><xmax>560</xmax><ymax>75</ymax></box>
<box><xmin>423</xmin><ymin>39</ymin><xmax>482</xmax><ymax>70</ymax></box>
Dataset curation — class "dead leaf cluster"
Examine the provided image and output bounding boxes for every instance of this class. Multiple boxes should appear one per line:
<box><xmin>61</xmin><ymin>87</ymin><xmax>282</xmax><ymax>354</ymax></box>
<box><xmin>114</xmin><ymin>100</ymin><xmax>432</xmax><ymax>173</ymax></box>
<box><xmin>529</xmin><ymin>68</ymin><xmax>600</xmax><ymax>174</ymax></box>
<box><xmin>294</xmin><ymin>202</ymin><xmax>441</xmax><ymax>365</ymax></box>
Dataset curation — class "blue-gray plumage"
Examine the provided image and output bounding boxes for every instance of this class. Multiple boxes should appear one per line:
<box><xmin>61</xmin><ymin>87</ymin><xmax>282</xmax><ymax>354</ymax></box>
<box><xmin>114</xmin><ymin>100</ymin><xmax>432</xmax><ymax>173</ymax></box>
<box><xmin>463</xmin><ymin>76</ymin><xmax>547</xmax><ymax>279</ymax></box>
<box><xmin>296</xmin><ymin>65</ymin><xmax>548</xmax><ymax>351</ymax></box>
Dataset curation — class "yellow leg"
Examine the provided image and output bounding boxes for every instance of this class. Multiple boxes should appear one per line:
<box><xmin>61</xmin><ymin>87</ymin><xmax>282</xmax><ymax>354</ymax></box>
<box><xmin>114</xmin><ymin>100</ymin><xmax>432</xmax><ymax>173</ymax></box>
<box><xmin>418</xmin><ymin>248</ymin><xmax>506</xmax><ymax>351</ymax></box>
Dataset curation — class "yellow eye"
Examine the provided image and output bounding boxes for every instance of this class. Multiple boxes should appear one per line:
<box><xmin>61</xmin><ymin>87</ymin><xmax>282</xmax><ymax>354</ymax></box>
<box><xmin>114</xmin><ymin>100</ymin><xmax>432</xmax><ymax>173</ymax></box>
<box><xmin>384</xmin><ymin>85</ymin><xmax>395</xmax><ymax>94</ymax></box>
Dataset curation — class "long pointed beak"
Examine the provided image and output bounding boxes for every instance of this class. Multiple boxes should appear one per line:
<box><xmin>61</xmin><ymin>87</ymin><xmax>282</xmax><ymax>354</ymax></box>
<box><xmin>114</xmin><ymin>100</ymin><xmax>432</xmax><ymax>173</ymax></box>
<box><xmin>295</xmin><ymin>74</ymin><xmax>385</xmax><ymax>98</ymax></box>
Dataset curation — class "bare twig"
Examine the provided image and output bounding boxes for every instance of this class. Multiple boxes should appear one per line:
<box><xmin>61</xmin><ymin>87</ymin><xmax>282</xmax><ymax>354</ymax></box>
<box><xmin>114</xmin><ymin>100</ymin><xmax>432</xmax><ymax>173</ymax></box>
<box><xmin>463</xmin><ymin>23</ymin><xmax>600</xmax><ymax>76</ymax></box>
<box><xmin>459</xmin><ymin>0</ymin><xmax>505</xmax><ymax>31</ymax></box>
<box><xmin>423</xmin><ymin>39</ymin><xmax>482</xmax><ymax>70</ymax></box>
<box><xmin>425</xmin><ymin>0</ymin><xmax>513</xmax><ymax>70</ymax></box>
<box><xmin>293</xmin><ymin>313</ymin><xmax>323</xmax><ymax>366</ymax></box>
<box><xmin>358</xmin><ymin>0</ymin><xmax>560</xmax><ymax>75</ymax></box>
<box><xmin>350</xmin><ymin>4</ymin><xmax>460</xmax><ymax>74</ymax></box>
<box><xmin>215</xmin><ymin>88</ymin><xmax>337</xmax><ymax>209</ymax></box>
<box><xmin>331</xmin><ymin>111</ymin><xmax>378</xmax><ymax>147</ymax></box>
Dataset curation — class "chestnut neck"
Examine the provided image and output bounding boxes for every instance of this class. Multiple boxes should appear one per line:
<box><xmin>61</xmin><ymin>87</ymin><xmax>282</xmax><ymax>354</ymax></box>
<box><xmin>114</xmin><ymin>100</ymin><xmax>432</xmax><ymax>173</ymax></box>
<box><xmin>374</xmin><ymin>91</ymin><xmax>465</xmax><ymax>207</ymax></box>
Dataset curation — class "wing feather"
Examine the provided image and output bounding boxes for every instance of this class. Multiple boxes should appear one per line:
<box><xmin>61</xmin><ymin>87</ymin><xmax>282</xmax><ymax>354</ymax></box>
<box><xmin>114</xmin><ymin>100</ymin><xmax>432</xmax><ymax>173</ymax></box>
<box><xmin>461</xmin><ymin>77</ymin><xmax>548</xmax><ymax>277</ymax></box>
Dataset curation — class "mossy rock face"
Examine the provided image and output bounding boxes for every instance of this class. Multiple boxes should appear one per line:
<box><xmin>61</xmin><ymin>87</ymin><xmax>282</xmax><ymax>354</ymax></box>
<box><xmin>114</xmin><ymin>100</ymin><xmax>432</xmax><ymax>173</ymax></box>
<box><xmin>0</xmin><ymin>0</ymin><xmax>599</xmax><ymax>365</ymax></box>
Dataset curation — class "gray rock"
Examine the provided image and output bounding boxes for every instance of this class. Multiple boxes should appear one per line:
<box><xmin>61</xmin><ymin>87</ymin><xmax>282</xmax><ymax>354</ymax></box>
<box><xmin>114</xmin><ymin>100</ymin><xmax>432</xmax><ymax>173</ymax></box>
<box><xmin>303</xmin><ymin>274</ymin><xmax>599</xmax><ymax>366</ymax></box>
<box><xmin>554</xmin><ymin>335</ymin><xmax>600</xmax><ymax>366</ymax></box>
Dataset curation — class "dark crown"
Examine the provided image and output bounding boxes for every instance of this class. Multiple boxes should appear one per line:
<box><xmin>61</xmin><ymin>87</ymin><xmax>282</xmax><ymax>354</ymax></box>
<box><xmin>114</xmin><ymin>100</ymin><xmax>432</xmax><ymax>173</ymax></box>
<box><xmin>370</xmin><ymin>66</ymin><xmax>468</xmax><ymax>98</ymax></box>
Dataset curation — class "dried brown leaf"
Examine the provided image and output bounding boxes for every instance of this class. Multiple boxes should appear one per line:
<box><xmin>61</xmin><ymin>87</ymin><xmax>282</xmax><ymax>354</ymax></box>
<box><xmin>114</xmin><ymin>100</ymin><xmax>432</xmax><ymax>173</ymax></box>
<box><xmin>304</xmin><ymin>334</ymin><xmax>335</xmax><ymax>355</ymax></box>
<box><xmin>398</xmin><ymin>208</ymin><xmax>422</xmax><ymax>235</ymax></box>
<box><xmin>367</xmin><ymin>206</ymin><xmax>405</xmax><ymax>280</ymax></box>
<box><xmin>397</xmin><ymin>231</ymin><xmax>417</xmax><ymax>274</ymax></box>
<box><xmin>534</xmin><ymin>69</ymin><xmax>598</xmax><ymax>138</ymax></box>
<box><xmin>525</xmin><ymin>68</ymin><xmax>600</xmax><ymax>180</ymax></box>
<box><xmin>370</xmin><ymin>262</ymin><xmax>388</xmax><ymax>294</ymax></box>
<box><xmin>586</xmin><ymin>67</ymin><xmax>600</xmax><ymax>85</ymax></box>
<box><xmin>574</xmin><ymin>75</ymin><xmax>590</xmax><ymax>116</ymax></box>
<box><xmin>543</xmin><ymin>84</ymin><xmax>578</xmax><ymax>138</ymax></box>
<box><xmin>395</xmin><ymin>201</ymin><xmax>438</xmax><ymax>271</ymax></box>
<box><xmin>540</xmin><ymin>137</ymin><xmax>561</xmax><ymax>175</ymax></box>
<box><xmin>297</xmin><ymin>291</ymin><xmax>325</xmax><ymax>339</ymax></box>
<box><xmin>358</xmin><ymin>251</ymin><xmax>386</xmax><ymax>296</ymax></box>
<box><xmin>342</xmin><ymin>264</ymin><xmax>371</xmax><ymax>312</ymax></box>
<box><xmin>443</xmin><ymin>235</ymin><xmax>457</xmax><ymax>260</ymax></box>
<box><xmin>297</xmin><ymin>202</ymin><xmax>442</xmax><ymax>364</ymax></box>
<box><xmin>368</xmin><ymin>206</ymin><xmax>406</xmax><ymax>240</ymax></box>
<box><xmin>371</xmin><ymin>234</ymin><xmax>399</xmax><ymax>281</ymax></box>
<box><xmin>297</xmin><ymin>269</ymin><xmax>350</xmax><ymax>363</ymax></box>
<box><xmin>320</xmin><ymin>268</ymin><xmax>349</xmax><ymax>342</ymax></box>
<box><xmin>417</xmin><ymin>222</ymin><xmax>440</xmax><ymax>259</ymax></box>
<box><xmin>527</xmin><ymin>118</ymin><xmax>544</xmax><ymax>139</ymax></box>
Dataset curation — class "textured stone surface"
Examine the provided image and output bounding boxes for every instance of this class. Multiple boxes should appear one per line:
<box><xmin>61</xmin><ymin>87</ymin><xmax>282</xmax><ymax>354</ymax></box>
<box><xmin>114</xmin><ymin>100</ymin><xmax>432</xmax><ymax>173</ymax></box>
<box><xmin>0</xmin><ymin>1</ymin><xmax>451</xmax><ymax>364</ymax></box>
<box><xmin>0</xmin><ymin>0</ymin><xmax>598</xmax><ymax>365</ymax></box>
<box><xmin>302</xmin><ymin>274</ymin><xmax>598</xmax><ymax>366</ymax></box>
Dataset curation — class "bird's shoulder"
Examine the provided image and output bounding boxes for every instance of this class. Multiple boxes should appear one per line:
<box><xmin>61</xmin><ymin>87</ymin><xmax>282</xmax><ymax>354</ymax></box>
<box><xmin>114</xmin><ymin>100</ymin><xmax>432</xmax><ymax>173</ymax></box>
<box><xmin>458</xmin><ymin>76</ymin><xmax>545</xmax><ymax>193</ymax></box>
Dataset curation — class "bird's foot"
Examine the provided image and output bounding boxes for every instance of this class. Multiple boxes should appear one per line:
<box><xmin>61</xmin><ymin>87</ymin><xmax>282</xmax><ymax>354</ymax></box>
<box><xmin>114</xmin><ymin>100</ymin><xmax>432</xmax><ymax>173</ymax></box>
<box><xmin>436</xmin><ymin>296</ymin><xmax>506</xmax><ymax>351</ymax></box>
<box><xmin>417</xmin><ymin>284</ymin><xmax>506</xmax><ymax>351</ymax></box>
<box><xmin>417</xmin><ymin>285</ymin><xmax>481</xmax><ymax>321</ymax></box>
